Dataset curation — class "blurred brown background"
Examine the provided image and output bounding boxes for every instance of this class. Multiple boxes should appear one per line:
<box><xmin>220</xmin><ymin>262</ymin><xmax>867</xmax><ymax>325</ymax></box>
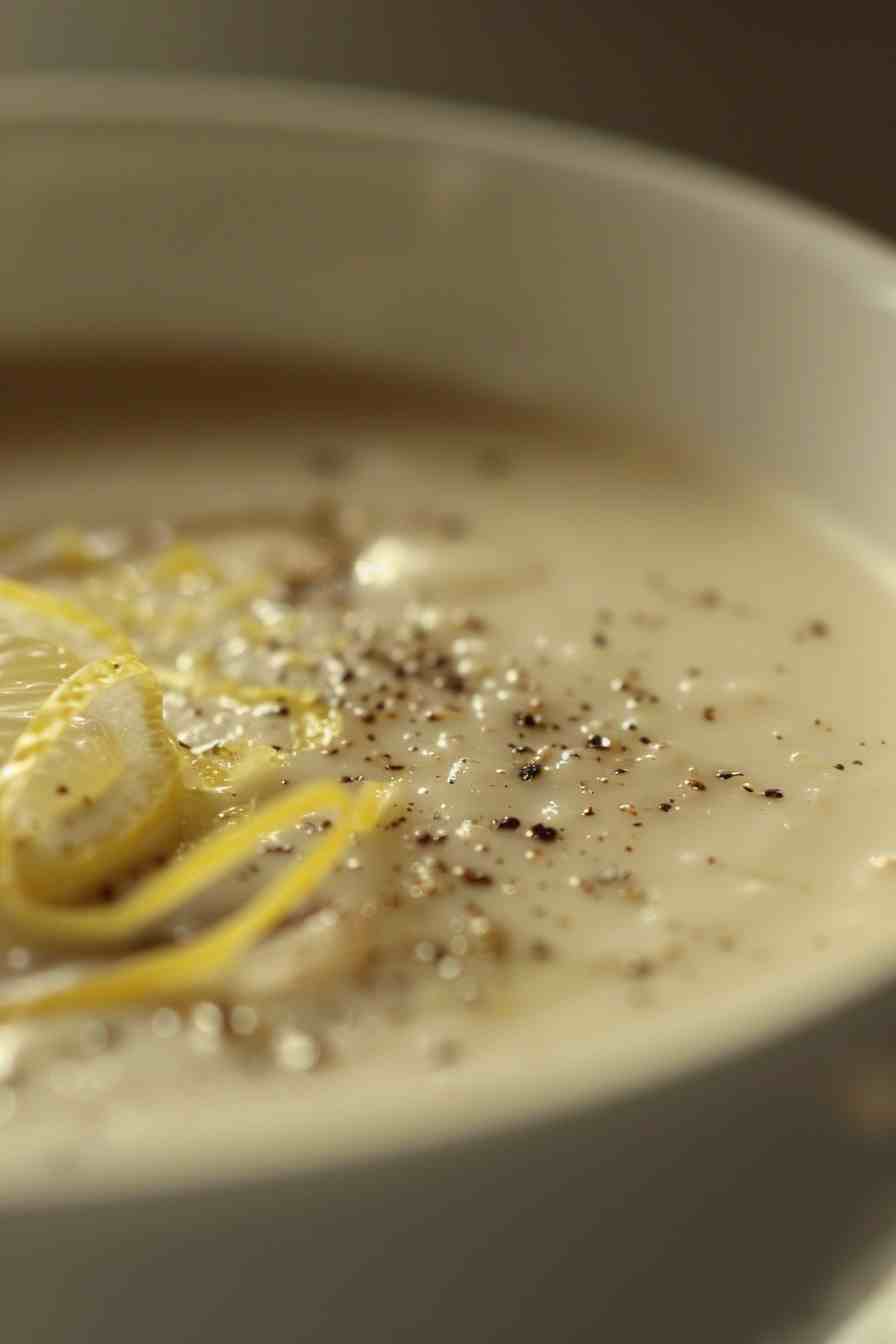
<box><xmin>2</xmin><ymin>2</ymin><xmax>894</xmax><ymax>239</ymax></box>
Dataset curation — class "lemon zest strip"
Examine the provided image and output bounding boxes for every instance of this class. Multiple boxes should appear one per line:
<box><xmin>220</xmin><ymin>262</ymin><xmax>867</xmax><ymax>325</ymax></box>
<box><xmin>0</xmin><ymin>778</ymin><xmax>380</xmax><ymax>948</ymax></box>
<box><xmin>0</xmin><ymin>576</ymin><xmax>135</xmax><ymax>660</ymax></box>
<box><xmin>0</xmin><ymin>780</ymin><xmax>386</xmax><ymax>1020</ymax></box>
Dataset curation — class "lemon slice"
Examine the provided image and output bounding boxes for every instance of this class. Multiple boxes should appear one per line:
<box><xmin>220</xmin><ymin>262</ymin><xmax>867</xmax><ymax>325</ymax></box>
<box><xmin>0</xmin><ymin>654</ymin><xmax>183</xmax><ymax>907</ymax></box>
<box><xmin>0</xmin><ymin>577</ymin><xmax>133</xmax><ymax>764</ymax></box>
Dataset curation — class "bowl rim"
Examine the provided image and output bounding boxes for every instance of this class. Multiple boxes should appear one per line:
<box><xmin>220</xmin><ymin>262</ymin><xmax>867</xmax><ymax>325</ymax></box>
<box><xmin>2</xmin><ymin>69</ymin><xmax>896</xmax><ymax>273</ymax></box>
<box><xmin>3</xmin><ymin>72</ymin><xmax>896</xmax><ymax>1208</ymax></box>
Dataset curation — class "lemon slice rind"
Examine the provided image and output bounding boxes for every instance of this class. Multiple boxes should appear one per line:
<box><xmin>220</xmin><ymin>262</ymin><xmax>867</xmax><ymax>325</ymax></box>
<box><xmin>0</xmin><ymin>654</ymin><xmax>183</xmax><ymax>908</ymax></box>
<box><xmin>0</xmin><ymin>576</ymin><xmax>134</xmax><ymax>665</ymax></box>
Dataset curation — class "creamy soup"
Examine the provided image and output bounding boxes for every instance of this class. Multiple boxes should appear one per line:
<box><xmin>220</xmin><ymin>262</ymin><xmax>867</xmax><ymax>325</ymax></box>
<box><xmin>0</xmin><ymin>350</ymin><xmax>895</xmax><ymax>1190</ymax></box>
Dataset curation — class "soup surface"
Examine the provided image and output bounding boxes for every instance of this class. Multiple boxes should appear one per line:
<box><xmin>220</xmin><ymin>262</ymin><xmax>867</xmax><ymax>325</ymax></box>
<box><xmin>0</xmin><ymin>350</ymin><xmax>894</xmax><ymax>1191</ymax></box>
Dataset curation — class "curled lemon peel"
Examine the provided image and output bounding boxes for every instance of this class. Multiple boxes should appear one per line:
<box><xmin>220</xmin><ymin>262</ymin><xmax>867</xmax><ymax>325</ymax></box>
<box><xmin>0</xmin><ymin>576</ymin><xmax>135</xmax><ymax>665</ymax></box>
<box><xmin>0</xmin><ymin>779</ymin><xmax>388</xmax><ymax>1020</ymax></box>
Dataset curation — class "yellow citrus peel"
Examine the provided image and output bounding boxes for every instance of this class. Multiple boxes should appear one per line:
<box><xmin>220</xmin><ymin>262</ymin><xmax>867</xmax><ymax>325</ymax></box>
<box><xmin>0</xmin><ymin>779</ymin><xmax>387</xmax><ymax>1021</ymax></box>
<box><xmin>0</xmin><ymin>575</ymin><xmax>135</xmax><ymax>665</ymax></box>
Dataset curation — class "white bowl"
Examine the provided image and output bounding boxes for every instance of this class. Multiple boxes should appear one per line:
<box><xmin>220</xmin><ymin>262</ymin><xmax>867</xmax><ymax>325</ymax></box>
<box><xmin>3</xmin><ymin>76</ymin><xmax>896</xmax><ymax>1344</ymax></box>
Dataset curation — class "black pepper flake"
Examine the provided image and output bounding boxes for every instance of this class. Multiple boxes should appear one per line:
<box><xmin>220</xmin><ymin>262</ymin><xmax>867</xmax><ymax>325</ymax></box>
<box><xmin>659</xmin><ymin>801</ymin><xmax>674</xmax><ymax>813</ymax></box>
<box><xmin>716</xmin><ymin>770</ymin><xmax>744</xmax><ymax>780</ymax></box>
<box><xmin>385</xmin><ymin>763</ymin><xmax>406</xmax><ymax>772</ymax></box>
<box><xmin>588</xmin><ymin>734</ymin><xmax>612</xmax><ymax>750</ymax></box>
<box><xmin>518</xmin><ymin>762</ymin><xmax>542</xmax><ymax>782</ymax></box>
<box><xmin>764</xmin><ymin>788</ymin><xmax>784</xmax><ymax>799</ymax></box>
<box><xmin>461</xmin><ymin>869</ymin><xmax>493</xmax><ymax>886</ymax></box>
<box><xmin>528</xmin><ymin>823</ymin><xmax>558</xmax><ymax>843</ymax></box>
<box><xmin>702</xmin><ymin>706</ymin><xmax>717</xmax><ymax>722</ymax></box>
<box><xmin>495</xmin><ymin>816</ymin><xmax>521</xmax><ymax>831</ymax></box>
<box><xmin>687</xmin><ymin>779</ymin><xmax>707</xmax><ymax>791</ymax></box>
<box><xmin>514</xmin><ymin>710</ymin><xmax>543</xmax><ymax>729</ymax></box>
<box><xmin>592</xmin><ymin>633</ymin><xmax>609</xmax><ymax>648</ymax></box>
<box><xmin>508</xmin><ymin>742</ymin><xmax>535</xmax><ymax>755</ymax></box>
<box><xmin>56</xmin><ymin>784</ymin><xmax>69</xmax><ymax>796</ymax></box>
<box><xmin>415</xmin><ymin>830</ymin><xmax>447</xmax><ymax>846</ymax></box>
